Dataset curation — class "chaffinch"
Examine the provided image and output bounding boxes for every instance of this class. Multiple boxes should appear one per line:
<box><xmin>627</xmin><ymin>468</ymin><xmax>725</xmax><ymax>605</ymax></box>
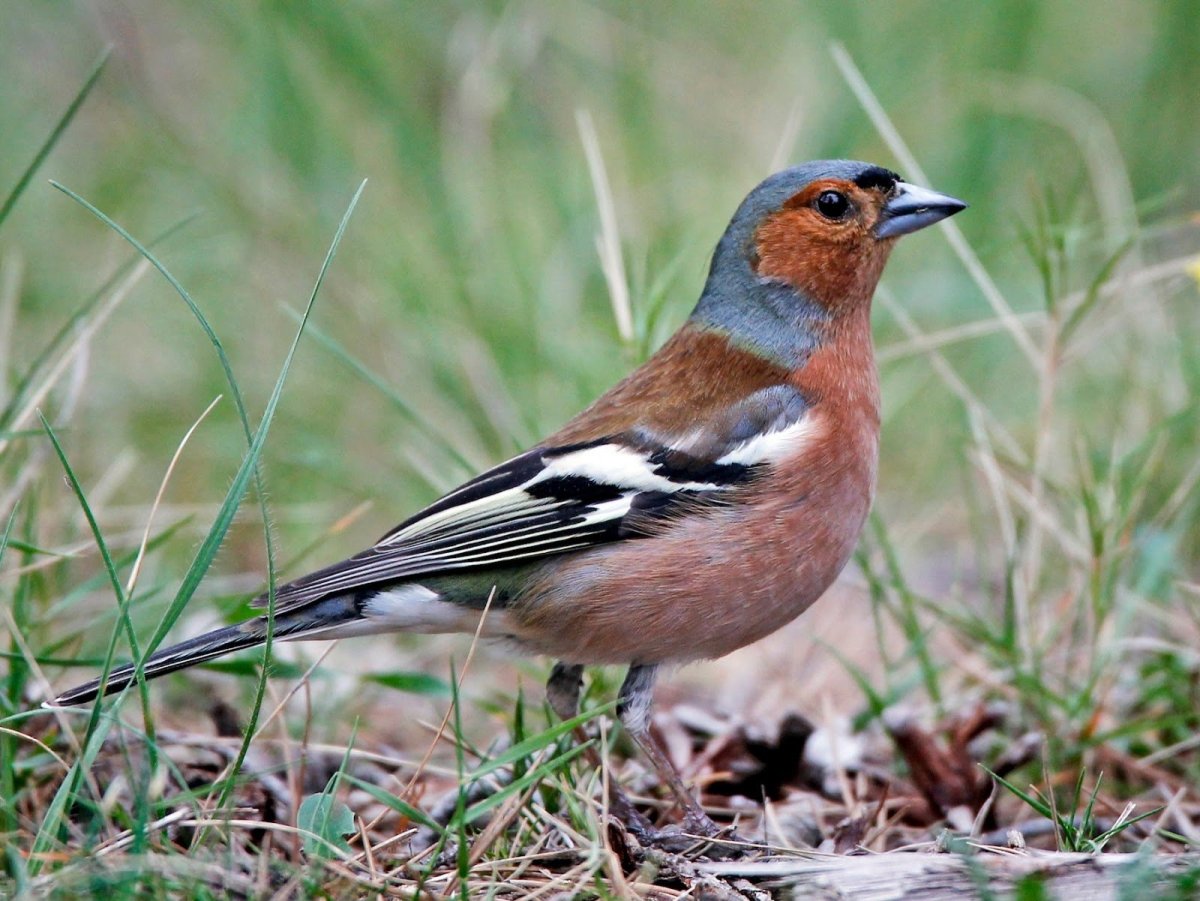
<box><xmin>51</xmin><ymin>159</ymin><xmax>965</xmax><ymax>836</ymax></box>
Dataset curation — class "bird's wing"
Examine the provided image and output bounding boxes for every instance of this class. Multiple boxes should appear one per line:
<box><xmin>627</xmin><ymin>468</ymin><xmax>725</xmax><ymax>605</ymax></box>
<box><xmin>255</xmin><ymin>385</ymin><xmax>812</xmax><ymax>613</ymax></box>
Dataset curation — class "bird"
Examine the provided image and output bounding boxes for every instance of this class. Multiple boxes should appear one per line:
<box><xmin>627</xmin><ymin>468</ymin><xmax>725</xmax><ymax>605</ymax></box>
<box><xmin>50</xmin><ymin>159</ymin><xmax>966</xmax><ymax>837</ymax></box>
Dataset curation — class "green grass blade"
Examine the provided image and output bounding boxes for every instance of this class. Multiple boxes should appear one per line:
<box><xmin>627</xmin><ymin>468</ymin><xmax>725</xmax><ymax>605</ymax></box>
<box><xmin>0</xmin><ymin>48</ymin><xmax>110</xmax><ymax>230</ymax></box>
<box><xmin>0</xmin><ymin>537</ymin><xmax>70</xmax><ymax>557</ymax></box>
<box><xmin>36</xmin><ymin>416</ymin><xmax>153</xmax><ymax>710</ymax></box>
<box><xmin>1061</xmin><ymin>238</ymin><xmax>1134</xmax><ymax>346</ymax></box>
<box><xmin>3</xmin><ymin>842</ymin><xmax>29</xmax><ymax>892</ymax></box>
<box><xmin>467</xmin><ymin>703</ymin><xmax>612</xmax><ymax>784</ymax></box>
<box><xmin>458</xmin><ymin>741</ymin><xmax>591</xmax><ymax>826</ymax></box>
<box><xmin>290</xmin><ymin>314</ymin><xmax>481</xmax><ymax>476</ymax></box>
<box><xmin>982</xmin><ymin>766</ymin><xmax>1054</xmax><ymax>820</ymax></box>
<box><xmin>27</xmin><ymin>710</ymin><xmax>119</xmax><ymax>875</ymax></box>
<box><xmin>1078</xmin><ymin>770</ymin><xmax>1098</xmax><ymax>839</ymax></box>
<box><xmin>47</xmin><ymin>186</ymin><xmax>281</xmax><ymax>681</ymax></box>
<box><xmin>47</xmin><ymin>183</ymin><xmax>284</xmax><ymax>807</ymax></box>
<box><xmin>341</xmin><ymin>774</ymin><xmax>440</xmax><ymax>831</ymax></box>
<box><xmin>1093</xmin><ymin>806</ymin><xmax>1164</xmax><ymax>850</ymax></box>
<box><xmin>134</xmin><ymin>178</ymin><xmax>365</xmax><ymax>665</ymax></box>
<box><xmin>0</xmin><ymin>212</ymin><xmax>200</xmax><ymax>436</ymax></box>
<box><xmin>211</xmin><ymin>179</ymin><xmax>367</xmax><ymax>818</ymax></box>
<box><xmin>49</xmin><ymin>183</ymin><xmax>254</xmax><ymax>439</ymax></box>
<box><xmin>451</xmin><ymin>660</ymin><xmax>470</xmax><ymax>894</ymax></box>
<box><xmin>38</xmin><ymin>412</ymin><xmax>158</xmax><ymax>851</ymax></box>
<box><xmin>39</xmin><ymin>520</ymin><xmax>184</xmax><ymax>626</ymax></box>
<box><xmin>867</xmin><ymin>514</ymin><xmax>944</xmax><ymax>710</ymax></box>
<box><xmin>42</xmin><ymin>180</ymin><xmax>364</xmax><ymax>859</ymax></box>
<box><xmin>0</xmin><ymin>651</ymin><xmax>111</xmax><ymax>668</ymax></box>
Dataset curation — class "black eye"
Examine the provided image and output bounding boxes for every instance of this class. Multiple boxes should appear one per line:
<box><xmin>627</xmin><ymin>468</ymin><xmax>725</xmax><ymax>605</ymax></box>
<box><xmin>815</xmin><ymin>190</ymin><xmax>851</xmax><ymax>220</ymax></box>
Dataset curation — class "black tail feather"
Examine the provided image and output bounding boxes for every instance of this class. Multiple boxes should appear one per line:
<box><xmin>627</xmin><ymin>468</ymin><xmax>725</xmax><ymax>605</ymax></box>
<box><xmin>47</xmin><ymin>594</ymin><xmax>374</xmax><ymax>708</ymax></box>
<box><xmin>47</xmin><ymin>623</ymin><xmax>268</xmax><ymax>707</ymax></box>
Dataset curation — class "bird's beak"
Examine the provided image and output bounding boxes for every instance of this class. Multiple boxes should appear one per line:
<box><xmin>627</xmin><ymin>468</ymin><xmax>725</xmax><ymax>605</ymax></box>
<box><xmin>875</xmin><ymin>182</ymin><xmax>968</xmax><ymax>239</ymax></box>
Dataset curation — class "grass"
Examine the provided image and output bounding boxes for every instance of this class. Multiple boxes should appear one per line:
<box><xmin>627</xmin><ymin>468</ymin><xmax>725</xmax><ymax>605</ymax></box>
<box><xmin>3</xmin><ymin>1</ymin><xmax>1200</xmax><ymax>896</ymax></box>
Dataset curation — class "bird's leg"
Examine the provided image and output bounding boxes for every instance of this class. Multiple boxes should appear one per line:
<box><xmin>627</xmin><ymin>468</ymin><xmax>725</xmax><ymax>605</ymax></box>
<box><xmin>545</xmin><ymin>661</ymin><xmax>654</xmax><ymax>837</ymax></box>
<box><xmin>545</xmin><ymin>661</ymin><xmax>584</xmax><ymax>721</ymax></box>
<box><xmin>617</xmin><ymin>663</ymin><xmax>723</xmax><ymax>838</ymax></box>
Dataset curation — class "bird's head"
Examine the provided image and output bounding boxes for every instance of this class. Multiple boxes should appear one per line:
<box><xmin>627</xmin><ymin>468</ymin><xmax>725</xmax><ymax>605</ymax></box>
<box><xmin>693</xmin><ymin>160</ymin><xmax>966</xmax><ymax>365</ymax></box>
<box><xmin>701</xmin><ymin>161</ymin><xmax>965</xmax><ymax>317</ymax></box>
<box><xmin>742</xmin><ymin>160</ymin><xmax>965</xmax><ymax>310</ymax></box>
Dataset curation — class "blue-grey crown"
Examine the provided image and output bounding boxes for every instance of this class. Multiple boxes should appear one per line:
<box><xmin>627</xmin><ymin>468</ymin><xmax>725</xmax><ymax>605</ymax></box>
<box><xmin>719</xmin><ymin>160</ymin><xmax>900</xmax><ymax>254</ymax></box>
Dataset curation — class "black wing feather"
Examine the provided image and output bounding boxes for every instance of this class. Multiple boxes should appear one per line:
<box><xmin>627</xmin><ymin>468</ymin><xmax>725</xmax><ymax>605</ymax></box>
<box><xmin>253</xmin><ymin>385</ymin><xmax>810</xmax><ymax>614</ymax></box>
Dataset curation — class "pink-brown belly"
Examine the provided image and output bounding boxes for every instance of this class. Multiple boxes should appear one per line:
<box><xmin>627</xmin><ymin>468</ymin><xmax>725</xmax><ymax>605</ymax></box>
<box><xmin>510</xmin><ymin>424</ymin><xmax>877</xmax><ymax>664</ymax></box>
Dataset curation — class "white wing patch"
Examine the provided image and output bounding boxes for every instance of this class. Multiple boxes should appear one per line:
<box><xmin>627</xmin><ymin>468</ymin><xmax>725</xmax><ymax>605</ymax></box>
<box><xmin>716</xmin><ymin>414</ymin><xmax>824</xmax><ymax>466</ymax></box>
<box><xmin>382</xmin><ymin>444</ymin><xmax>719</xmax><ymax>549</ymax></box>
<box><xmin>532</xmin><ymin>444</ymin><xmax>719</xmax><ymax>493</ymax></box>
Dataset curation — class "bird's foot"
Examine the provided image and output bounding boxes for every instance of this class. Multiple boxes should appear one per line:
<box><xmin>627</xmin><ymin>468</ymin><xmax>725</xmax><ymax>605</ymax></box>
<box><xmin>681</xmin><ymin>808</ymin><xmax>732</xmax><ymax>840</ymax></box>
<box><xmin>605</xmin><ymin>795</ymin><xmax>751</xmax><ymax>857</ymax></box>
<box><xmin>620</xmin><ymin>819</ymin><xmax>755</xmax><ymax>859</ymax></box>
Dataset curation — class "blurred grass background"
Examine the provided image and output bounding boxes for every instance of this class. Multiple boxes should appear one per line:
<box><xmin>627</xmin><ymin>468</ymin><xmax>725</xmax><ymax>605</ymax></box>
<box><xmin>4</xmin><ymin>0</ymin><xmax>1200</xmax><ymax>792</ymax></box>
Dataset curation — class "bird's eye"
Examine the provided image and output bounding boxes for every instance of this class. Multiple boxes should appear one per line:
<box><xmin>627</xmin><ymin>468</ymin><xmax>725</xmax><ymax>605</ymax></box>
<box><xmin>815</xmin><ymin>190</ymin><xmax>851</xmax><ymax>220</ymax></box>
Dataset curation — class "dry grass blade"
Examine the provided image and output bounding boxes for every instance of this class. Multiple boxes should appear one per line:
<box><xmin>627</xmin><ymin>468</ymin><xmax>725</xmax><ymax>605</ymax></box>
<box><xmin>978</xmin><ymin>73</ymin><xmax>1138</xmax><ymax>256</ymax></box>
<box><xmin>396</xmin><ymin>587</ymin><xmax>498</xmax><ymax>805</ymax></box>
<box><xmin>576</xmin><ymin>107</ymin><xmax>633</xmax><ymax>343</ymax></box>
<box><xmin>830</xmin><ymin>41</ymin><xmax>1041</xmax><ymax>367</ymax></box>
<box><xmin>126</xmin><ymin>394</ymin><xmax>222</xmax><ymax>595</ymax></box>
<box><xmin>878</xmin><ymin>253</ymin><xmax>1196</xmax><ymax>363</ymax></box>
<box><xmin>768</xmin><ymin>97</ymin><xmax>806</xmax><ymax>173</ymax></box>
<box><xmin>876</xmin><ymin>285</ymin><xmax>1026</xmax><ymax>465</ymax></box>
<box><xmin>877</xmin><ymin>310</ymin><xmax>1044</xmax><ymax>364</ymax></box>
<box><xmin>0</xmin><ymin>251</ymin><xmax>21</xmax><ymax>393</ymax></box>
<box><xmin>0</xmin><ymin>726</ymin><xmax>70</xmax><ymax>773</ymax></box>
<box><xmin>0</xmin><ymin>259</ymin><xmax>150</xmax><ymax>461</ymax></box>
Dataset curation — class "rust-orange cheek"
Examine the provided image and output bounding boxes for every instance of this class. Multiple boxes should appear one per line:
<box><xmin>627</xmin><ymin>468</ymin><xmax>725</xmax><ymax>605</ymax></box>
<box><xmin>752</xmin><ymin>206</ymin><xmax>893</xmax><ymax>315</ymax></box>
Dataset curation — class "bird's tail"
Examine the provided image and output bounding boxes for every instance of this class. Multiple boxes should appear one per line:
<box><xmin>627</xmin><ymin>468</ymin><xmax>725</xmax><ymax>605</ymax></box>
<box><xmin>47</xmin><ymin>595</ymin><xmax>363</xmax><ymax>708</ymax></box>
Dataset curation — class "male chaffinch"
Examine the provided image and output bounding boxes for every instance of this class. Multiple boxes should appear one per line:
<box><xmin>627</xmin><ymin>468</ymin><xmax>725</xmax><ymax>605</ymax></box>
<box><xmin>51</xmin><ymin>159</ymin><xmax>965</xmax><ymax>835</ymax></box>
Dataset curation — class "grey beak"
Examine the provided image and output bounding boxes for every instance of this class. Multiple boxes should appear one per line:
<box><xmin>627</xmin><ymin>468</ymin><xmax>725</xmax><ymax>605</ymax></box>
<box><xmin>875</xmin><ymin>182</ymin><xmax>967</xmax><ymax>239</ymax></box>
